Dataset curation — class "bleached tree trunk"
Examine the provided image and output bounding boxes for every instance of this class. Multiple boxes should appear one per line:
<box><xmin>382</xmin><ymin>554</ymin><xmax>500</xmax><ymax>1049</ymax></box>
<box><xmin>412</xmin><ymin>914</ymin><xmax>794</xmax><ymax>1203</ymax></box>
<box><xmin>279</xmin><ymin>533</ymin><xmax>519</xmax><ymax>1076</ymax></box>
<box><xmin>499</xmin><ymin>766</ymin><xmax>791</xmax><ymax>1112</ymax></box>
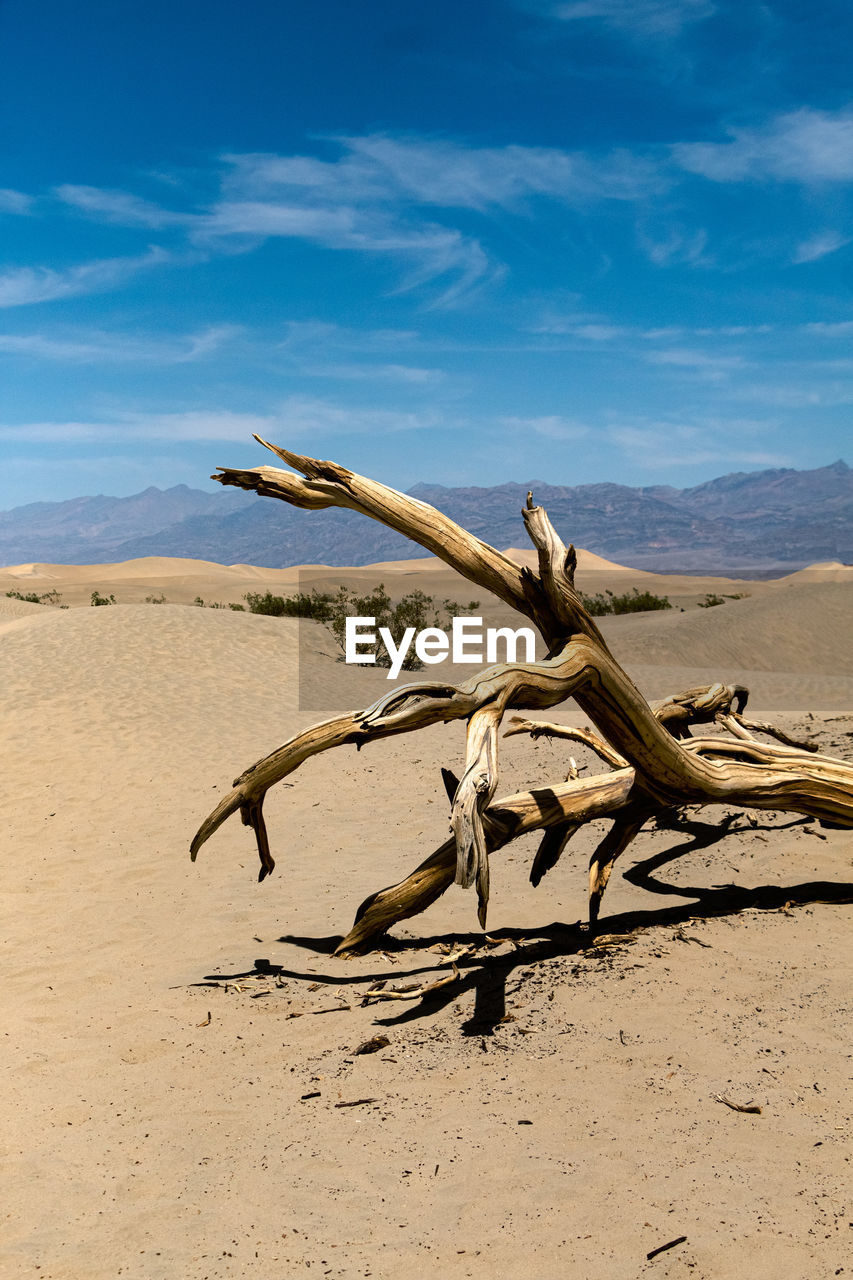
<box><xmin>191</xmin><ymin>438</ymin><xmax>853</xmax><ymax>949</ymax></box>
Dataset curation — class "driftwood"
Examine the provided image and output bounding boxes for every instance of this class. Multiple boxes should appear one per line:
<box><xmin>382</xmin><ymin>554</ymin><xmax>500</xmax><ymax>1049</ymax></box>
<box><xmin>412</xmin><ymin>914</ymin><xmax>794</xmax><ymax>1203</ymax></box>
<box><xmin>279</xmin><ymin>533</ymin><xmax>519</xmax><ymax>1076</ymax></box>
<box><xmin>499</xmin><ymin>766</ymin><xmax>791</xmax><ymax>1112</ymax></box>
<box><xmin>191</xmin><ymin>437</ymin><xmax>853</xmax><ymax>951</ymax></box>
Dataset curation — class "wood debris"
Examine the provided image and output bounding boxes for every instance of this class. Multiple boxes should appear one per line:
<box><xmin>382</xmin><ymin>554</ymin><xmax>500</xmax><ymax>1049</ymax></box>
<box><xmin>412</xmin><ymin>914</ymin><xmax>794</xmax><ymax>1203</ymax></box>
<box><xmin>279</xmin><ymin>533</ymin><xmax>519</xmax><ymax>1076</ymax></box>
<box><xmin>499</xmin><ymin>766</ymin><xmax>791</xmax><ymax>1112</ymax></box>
<box><xmin>646</xmin><ymin>1235</ymin><xmax>687</xmax><ymax>1261</ymax></box>
<box><xmin>363</xmin><ymin>965</ymin><xmax>460</xmax><ymax>1003</ymax></box>
<box><xmin>714</xmin><ymin>1093</ymin><xmax>762</xmax><ymax>1115</ymax></box>
<box><xmin>352</xmin><ymin>1035</ymin><xmax>391</xmax><ymax>1055</ymax></box>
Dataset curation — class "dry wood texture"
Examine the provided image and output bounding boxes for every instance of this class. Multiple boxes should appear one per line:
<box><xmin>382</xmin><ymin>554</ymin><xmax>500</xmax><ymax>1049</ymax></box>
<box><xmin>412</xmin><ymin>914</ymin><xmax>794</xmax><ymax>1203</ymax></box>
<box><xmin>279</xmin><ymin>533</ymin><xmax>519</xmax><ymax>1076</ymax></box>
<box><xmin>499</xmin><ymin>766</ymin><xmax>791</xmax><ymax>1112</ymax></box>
<box><xmin>191</xmin><ymin>438</ymin><xmax>853</xmax><ymax>948</ymax></box>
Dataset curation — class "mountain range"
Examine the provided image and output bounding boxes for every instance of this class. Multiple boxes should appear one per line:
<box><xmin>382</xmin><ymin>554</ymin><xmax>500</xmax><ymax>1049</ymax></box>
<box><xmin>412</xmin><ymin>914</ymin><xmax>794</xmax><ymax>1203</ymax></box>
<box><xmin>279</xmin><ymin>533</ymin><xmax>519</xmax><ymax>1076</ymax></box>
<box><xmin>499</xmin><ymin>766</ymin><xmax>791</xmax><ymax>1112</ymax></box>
<box><xmin>2</xmin><ymin>460</ymin><xmax>851</xmax><ymax>573</ymax></box>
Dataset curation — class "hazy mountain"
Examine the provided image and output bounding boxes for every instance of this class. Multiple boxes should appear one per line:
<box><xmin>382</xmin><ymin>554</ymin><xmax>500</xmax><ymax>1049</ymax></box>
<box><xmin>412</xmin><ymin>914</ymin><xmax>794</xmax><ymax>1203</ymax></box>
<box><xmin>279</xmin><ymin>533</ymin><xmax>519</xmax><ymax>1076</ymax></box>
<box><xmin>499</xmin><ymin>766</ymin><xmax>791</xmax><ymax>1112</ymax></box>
<box><xmin>0</xmin><ymin>484</ymin><xmax>252</xmax><ymax>565</ymax></box>
<box><xmin>1</xmin><ymin>461</ymin><xmax>850</xmax><ymax>573</ymax></box>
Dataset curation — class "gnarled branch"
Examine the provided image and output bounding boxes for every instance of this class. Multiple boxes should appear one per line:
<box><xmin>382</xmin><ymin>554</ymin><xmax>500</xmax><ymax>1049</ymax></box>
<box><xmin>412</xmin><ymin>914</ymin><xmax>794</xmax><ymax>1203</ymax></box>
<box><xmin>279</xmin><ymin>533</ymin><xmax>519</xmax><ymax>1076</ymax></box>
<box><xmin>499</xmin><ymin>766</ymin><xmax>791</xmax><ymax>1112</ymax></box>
<box><xmin>193</xmin><ymin>441</ymin><xmax>853</xmax><ymax>947</ymax></box>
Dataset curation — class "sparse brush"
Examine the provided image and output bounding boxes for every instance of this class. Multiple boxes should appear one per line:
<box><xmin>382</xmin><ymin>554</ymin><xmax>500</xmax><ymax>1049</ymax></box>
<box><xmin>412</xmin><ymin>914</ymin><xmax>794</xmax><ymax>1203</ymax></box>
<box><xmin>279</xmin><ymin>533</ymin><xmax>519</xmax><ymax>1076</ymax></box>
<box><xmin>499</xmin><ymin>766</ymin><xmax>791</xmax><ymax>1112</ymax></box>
<box><xmin>243</xmin><ymin>588</ymin><xmax>336</xmax><ymax>620</ymax></box>
<box><xmin>580</xmin><ymin>587</ymin><xmax>672</xmax><ymax>616</ymax></box>
<box><xmin>243</xmin><ymin>583</ymin><xmax>478</xmax><ymax>671</ymax></box>
<box><xmin>324</xmin><ymin>584</ymin><xmax>478</xmax><ymax>670</ymax></box>
<box><xmin>5</xmin><ymin>588</ymin><xmax>64</xmax><ymax>607</ymax></box>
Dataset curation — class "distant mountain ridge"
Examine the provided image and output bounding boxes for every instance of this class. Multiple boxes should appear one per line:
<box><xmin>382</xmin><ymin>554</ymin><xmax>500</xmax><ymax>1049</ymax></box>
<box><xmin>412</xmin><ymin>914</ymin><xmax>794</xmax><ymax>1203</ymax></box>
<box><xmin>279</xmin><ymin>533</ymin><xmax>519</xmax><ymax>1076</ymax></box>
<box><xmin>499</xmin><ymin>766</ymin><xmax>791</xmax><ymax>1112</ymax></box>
<box><xmin>1</xmin><ymin>461</ymin><xmax>851</xmax><ymax>572</ymax></box>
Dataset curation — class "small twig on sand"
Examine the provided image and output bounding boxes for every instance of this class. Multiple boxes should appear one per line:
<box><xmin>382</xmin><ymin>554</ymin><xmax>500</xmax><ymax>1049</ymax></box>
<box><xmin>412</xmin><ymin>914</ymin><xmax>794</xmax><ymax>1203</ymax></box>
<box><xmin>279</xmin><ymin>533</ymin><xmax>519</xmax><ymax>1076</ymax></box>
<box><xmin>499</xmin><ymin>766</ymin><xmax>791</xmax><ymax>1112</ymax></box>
<box><xmin>590</xmin><ymin>932</ymin><xmax>637</xmax><ymax>950</ymax></box>
<box><xmin>673</xmin><ymin>926</ymin><xmax>712</xmax><ymax>948</ymax></box>
<box><xmin>352</xmin><ymin>1035</ymin><xmax>391</xmax><ymax>1055</ymax></box>
<box><xmin>364</xmin><ymin>965</ymin><xmax>460</xmax><ymax>1003</ymax></box>
<box><xmin>714</xmin><ymin>1093</ymin><xmax>762</xmax><ymax>1114</ymax></box>
<box><xmin>646</xmin><ymin>1235</ymin><xmax>688</xmax><ymax>1261</ymax></box>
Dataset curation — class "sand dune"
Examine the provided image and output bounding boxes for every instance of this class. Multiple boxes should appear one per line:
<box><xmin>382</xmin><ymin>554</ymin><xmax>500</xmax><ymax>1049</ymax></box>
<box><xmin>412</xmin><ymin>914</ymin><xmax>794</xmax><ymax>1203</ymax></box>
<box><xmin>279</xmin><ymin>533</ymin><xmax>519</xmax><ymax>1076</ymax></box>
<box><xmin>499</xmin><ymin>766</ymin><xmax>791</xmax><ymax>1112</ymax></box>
<box><xmin>777</xmin><ymin>559</ymin><xmax>853</xmax><ymax>583</ymax></box>
<box><xmin>3</xmin><ymin>556</ymin><xmax>853</xmax><ymax>1278</ymax></box>
<box><xmin>0</xmin><ymin>546</ymin><xmax>773</xmax><ymax>613</ymax></box>
<box><xmin>601</xmin><ymin>580</ymin><xmax>853</xmax><ymax>678</ymax></box>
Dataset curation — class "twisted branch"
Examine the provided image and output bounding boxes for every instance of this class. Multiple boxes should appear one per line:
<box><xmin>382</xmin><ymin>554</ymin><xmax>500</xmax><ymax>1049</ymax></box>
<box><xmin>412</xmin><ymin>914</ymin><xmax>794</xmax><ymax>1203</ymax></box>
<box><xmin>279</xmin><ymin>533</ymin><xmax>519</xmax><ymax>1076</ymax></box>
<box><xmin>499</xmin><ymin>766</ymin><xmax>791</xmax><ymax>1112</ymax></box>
<box><xmin>192</xmin><ymin>441</ymin><xmax>853</xmax><ymax>946</ymax></box>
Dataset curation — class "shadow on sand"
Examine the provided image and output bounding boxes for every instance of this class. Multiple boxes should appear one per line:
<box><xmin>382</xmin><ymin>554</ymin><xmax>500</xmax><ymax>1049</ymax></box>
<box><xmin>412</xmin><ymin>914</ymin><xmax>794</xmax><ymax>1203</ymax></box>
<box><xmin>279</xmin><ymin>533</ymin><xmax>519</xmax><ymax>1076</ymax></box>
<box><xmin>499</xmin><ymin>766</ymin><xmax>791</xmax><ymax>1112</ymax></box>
<box><xmin>201</xmin><ymin>813</ymin><xmax>853</xmax><ymax>1036</ymax></box>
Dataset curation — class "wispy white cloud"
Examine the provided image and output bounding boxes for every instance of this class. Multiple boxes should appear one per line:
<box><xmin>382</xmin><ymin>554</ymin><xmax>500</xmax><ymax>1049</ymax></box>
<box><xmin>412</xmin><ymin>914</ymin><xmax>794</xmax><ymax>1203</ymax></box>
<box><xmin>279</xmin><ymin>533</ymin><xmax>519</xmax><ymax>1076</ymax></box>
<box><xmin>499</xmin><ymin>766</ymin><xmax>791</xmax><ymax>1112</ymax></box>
<box><xmin>560</xmin><ymin>323</ymin><xmax>624</xmax><ymax>341</ymax></box>
<box><xmin>277</xmin><ymin>320</ymin><xmax>421</xmax><ymax>353</ymax></box>
<box><xmin>0</xmin><ymin>247</ymin><xmax>169</xmax><ymax>309</ymax></box>
<box><xmin>187</xmin><ymin>136</ymin><xmax>663</xmax><ymax>302</ymax></box>
<box><xmin>199</xmin><ymin>193</ymin><xmax>494</xmax><ymax>305</ymax></box>
<box><xmin>802</xmin><ymin>320</ymin><xmax>853</xmax><ymax>336</ymax></box>
<box><xmin>730</xmin><ymin>380</ymin><xmax>853</xmax><ymax>408</ymax></box>
<box><xmin>0</xmin><ymin>396</ymin><xmax>440</xmax><ymax>444</ymax></box>
<box><xmin>606</xmin><ymin>418</ymin><xmax>786</xmax><ymax>468</ymax></box>
<box><xmin>334</xmin><ymin>135</ymin><xmax>661</xmax><ymax>208</ymax></box>
<box><xmin>545</xmin><ymin>0</ymin><xmax>714</xmax><ymax>37</ymax></box>
<box><xmin>300</xmin><ymin>362</ymin><xmax>442</xmax><ymax>385</ymax></box>
<box><xmin>674</xmin><ymin>108</ymin><xmax>853</xmax><ymax>184</ymax></box>
<box><xmin>0</xmin><ymin>324</ymin><xmax>238</xmax><ymax>363</ymax></box>
<box><xmin>792</xmin><ymin>230</ymin><xmax>850</xmax><ymax>264</ymax></box>
<box><xmin>0</xmin><ymin>410</ymin><xmax>277</xmax><ymax>444</ymax></box>
<box><xmin>55</xmin><ymin>184</ymin><xmax>189</xmax><ymax>228</ymax></box>
<box><xmin>201</xmin><ymin>199</ymin><xmax>360</xmax><ymax>240</ymax></box>
<box><xmin>498</xmin><ymin>414</ymin><xmax>589</xmax><ymax>440</ymax></box>
<box><xmin>32</xmin><ymin>116</ymin><xmax>853</xmax><ymax>314</ymax></box>
<box><xmin>639</xmin><ymin>224</ymin><xmax>709</xmax><ymax>267</ymax></box>
<box><xmin>646</xmin><ymin>346</ymin><xmax>746</xmax><ymax>372</ymax></box>
<box><xmin>275</xmin><ymin>395</ymin><xmax>440</xmax><ymax>435</ymax></box>
<box><xmin>0</xmin><ymin>188</ymin><xmax>33</xmax><ymax>215</ymax></box>
<box><xmin>33</xmin><ymin>133</ymin><xmax>669</xmax><ymax>308</ymax></box>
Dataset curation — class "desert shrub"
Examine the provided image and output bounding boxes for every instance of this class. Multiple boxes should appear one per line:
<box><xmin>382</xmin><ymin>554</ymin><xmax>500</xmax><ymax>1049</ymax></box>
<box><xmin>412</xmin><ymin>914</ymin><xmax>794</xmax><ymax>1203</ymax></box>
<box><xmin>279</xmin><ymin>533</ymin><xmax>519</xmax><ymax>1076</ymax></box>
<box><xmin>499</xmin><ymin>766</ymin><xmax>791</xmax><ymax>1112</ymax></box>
<box><xmin>325</xmin><ymin>584</ymin><xmax>479</xmax><ymax>670</ymax></box>
<box><xmin>193</xmin><ymin>595</ymin><xmax>244</xmax><ymax>610</ymax></box>
<box><xmin>241</xmin><ymin>583</ymin><xmax>479</xmax><ymax>670</ymax></box>
<box><xmin>5</xmin><ymin>588</ymin><xmax>64</xmax><ymax>607</ymax></box>
<box><xmin>145</xmin><ymin>593</ymin><xmax>167</xmax><ymax>604</ymax></box>
<box><xmin>90</xmin><ymin>590</ymin><xmax>116</xmax><ymax>607</ymax></box>
<box><xmin>581</xmin><ymin>588</ymin><xmax>672</xmax><ymax>616</ymax></box>
<box><xmin>698</xmin><ymin>592</ymin><xmax>749</xmax><ymax>608</ymax></box>
<box><xmin>244</xmin><ymin>589</ymin><xmax>336</xmax><ymax>620</ymax></box>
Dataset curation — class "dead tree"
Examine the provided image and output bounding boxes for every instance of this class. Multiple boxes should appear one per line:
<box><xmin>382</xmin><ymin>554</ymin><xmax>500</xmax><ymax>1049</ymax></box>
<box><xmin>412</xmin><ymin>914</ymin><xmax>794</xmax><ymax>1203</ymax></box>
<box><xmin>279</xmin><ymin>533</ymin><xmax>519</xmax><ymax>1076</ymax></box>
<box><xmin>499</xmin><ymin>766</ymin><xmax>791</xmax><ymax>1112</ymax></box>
<box><xmin>191</xmin><ymin>437</ymin><xmax>853</xmax><ymax>951</ymax></box>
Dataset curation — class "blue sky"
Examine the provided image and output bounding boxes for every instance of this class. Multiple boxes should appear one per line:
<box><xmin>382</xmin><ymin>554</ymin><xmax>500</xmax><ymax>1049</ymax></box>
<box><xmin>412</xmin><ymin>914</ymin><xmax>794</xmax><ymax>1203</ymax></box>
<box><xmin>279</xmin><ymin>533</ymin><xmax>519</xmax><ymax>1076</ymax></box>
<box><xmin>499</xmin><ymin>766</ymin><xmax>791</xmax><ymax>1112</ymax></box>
<box><xmin>1</xmin><ymin>0</ymin><xmax>852</xmax><ymax>509</ymax></box>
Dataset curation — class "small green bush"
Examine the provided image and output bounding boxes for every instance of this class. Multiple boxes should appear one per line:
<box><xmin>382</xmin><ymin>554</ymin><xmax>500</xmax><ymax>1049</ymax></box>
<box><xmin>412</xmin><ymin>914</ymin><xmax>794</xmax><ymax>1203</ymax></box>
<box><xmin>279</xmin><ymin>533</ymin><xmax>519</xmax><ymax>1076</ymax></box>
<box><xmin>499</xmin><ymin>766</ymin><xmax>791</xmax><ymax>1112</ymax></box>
<box><xmin>581</xmin><ymin>588</ymin><xmax>672</xmax><ymax>616</ymax></box>
<box><xmin>698</xmin><ymin>591</ymin><xmax>750</xmax><ymax>608</ymax></box>
<box><xmin>90</xmin><ymin>590</ymin><xmax>116</xmax><ymax>606</ymax></box>
<box><xmin>145</xmin><ymin>593</ymin><xmax>166</xmax><ymax>604</ymax></box>
<box><xmin>193</xmin><ymin>595</ymin><xmax>244</xmax><ymax>610</ymax></box>
<box><xmin>244</xmin><ymin>589</ymin><xmax>336</xmax><ymax>620</ymax></box>
<box><xmin>242</xmin><ymin>583</ymin><xmax>479</xmax><ymax>671</ymax></box>
<box><xmin>5</xmin><ymin>588</ymin><xmax>64</xmax><ymax>606</ymax></box>
<box><xmin>324</xmin><ymin>584</ymin><xmax>478</xmax><ymax>670</ymax></box>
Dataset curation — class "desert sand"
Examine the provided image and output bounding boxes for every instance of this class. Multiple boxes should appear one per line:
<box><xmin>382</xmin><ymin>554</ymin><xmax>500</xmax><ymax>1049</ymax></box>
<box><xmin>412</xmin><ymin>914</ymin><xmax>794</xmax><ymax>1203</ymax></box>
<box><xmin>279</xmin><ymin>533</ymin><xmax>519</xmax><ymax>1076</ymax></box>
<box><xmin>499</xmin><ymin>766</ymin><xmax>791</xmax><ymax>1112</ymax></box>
<box><xmin>2</xmin><ymin>551</ymin><xmax>852</xmax><ymax>1279</ymax></box>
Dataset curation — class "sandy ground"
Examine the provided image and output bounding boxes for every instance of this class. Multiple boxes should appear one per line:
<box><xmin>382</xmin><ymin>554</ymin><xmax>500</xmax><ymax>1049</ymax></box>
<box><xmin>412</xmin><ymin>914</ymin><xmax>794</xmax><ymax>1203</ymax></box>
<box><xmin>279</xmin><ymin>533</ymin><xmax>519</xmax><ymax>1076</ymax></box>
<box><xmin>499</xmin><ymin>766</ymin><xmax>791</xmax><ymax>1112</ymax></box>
<box><xmin>2</xmin><ymin>552</ymin><xmax>852</xmax><ymax>1279</ymax></box>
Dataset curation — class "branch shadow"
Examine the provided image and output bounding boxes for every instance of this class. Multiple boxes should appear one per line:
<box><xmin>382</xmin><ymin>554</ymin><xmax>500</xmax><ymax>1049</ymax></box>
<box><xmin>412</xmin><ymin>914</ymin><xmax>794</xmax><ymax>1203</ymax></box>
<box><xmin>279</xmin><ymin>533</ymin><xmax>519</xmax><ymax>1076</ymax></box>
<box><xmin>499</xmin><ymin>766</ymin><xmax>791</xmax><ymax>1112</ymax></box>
<box><xmin>196</xmin><ymin>814</ymin><xmax>850</xmax><ymax>1034</ymax></box>
<box><xmin>200</xmin><ymin>882</ymin><xmax>852</xmax><ymax>1033</ymax></box>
